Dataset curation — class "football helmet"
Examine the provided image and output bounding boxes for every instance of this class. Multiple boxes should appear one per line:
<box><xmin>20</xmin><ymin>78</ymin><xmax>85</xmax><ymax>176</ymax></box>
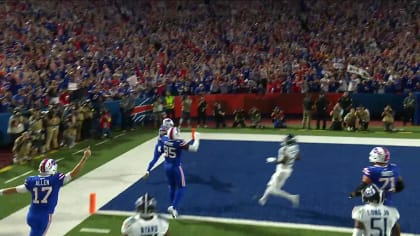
<box><xmin>369</xmin><ymin>147</ymin><xmax>390</xmax><ymax>163</ymax></box>
<box><xmin>38</xmin><ymin>158</ymin><xmax>58</xmax><ymax>175</ymax></box>
<box><xmin>362</xmin><ymin>184</ymin><xmax>384</xmax><ymax>204</ymax></box>
<box><xmin>167</xmin><ymin>127</ymin><xmax>181</xmax><ymax>140</ymax></box>
<box><xmin>162</xmin><ymin>118</ymin><xmax>174</xmax><ymax>130</ymax></box>
<box><xmin>282</xmin><ymin>134</ymin><xmax>297</xmax><ymax>146</ymax></box>
<box><xmin>135</xmin><ymin>193</ymin><xmax>156</xmax><ymax>217</ymax></box>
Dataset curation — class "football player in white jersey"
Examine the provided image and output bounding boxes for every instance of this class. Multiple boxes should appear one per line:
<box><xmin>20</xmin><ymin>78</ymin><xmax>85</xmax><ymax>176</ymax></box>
<box><xmin>121</xmin><ymin>193</ymin><xmax>170</xmax><ymax>236</ymax></box>
<box><xmin>351</xmin><ymin>184</ymin><xmax>400</xmax><ymax>236</ymax></box>
<box><xmin>259</xmin><ymin>134</ymin><xmax>300</xmax><ymax>207</ymax></box>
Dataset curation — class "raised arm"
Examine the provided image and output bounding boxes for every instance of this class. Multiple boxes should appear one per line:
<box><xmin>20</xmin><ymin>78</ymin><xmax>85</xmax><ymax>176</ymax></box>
<box><xmin>63</xmin><ymin>146</ymin><xmax>91</xmax><ymax>184</ymax></box>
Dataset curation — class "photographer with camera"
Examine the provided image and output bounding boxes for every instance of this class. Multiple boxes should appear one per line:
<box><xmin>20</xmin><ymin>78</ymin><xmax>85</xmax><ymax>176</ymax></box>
<box><xmin>12</xmin><ymin>131</ymin><xmax>32</xmax><ymax>164</ymax></box>
<box><xmin>232</xmin><ymin>108</ymin><xmax>246</xmax><ymax>128</ymax></box>
<box><xmin>249</xmin><ymin>106</ymin><xmax>263</xmax><ymax>128</ymax></box>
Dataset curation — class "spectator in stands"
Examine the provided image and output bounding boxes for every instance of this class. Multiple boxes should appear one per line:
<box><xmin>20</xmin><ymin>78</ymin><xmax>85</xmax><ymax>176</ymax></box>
<box><xmin>302</xmin><ymin>93</ymin><xmax>313</xmax><ymax>129</ymax></box>
<box><xmin>329</xmin><ymin>103</ymin><xmax>343</xmax><ymax>131</ymax></box>
<box><xmin>315</xmin><ymin>92</ymin><xmax>329</xmax><ymax>130</ymax></box>
<box><xmin>197</xmin><ymin>96</ymin><xmax>208</xmax><ymax>128</ymax></box>
<box><xmin>248</xmin><ymin>107</ymin><xmax>263</xmax><ymax>128</ymax></box>
<box><xmin>403</xmin><ymin>92</ymin><xmax>415</xmax><ymax>126</ymax></box>
<box><xmin>12</xmin><ymin>131</ymin><xmax>32</xmax><ymax>164</ymax></box>
<box><xmin>382</xmin><ymin>105</ymin><xmax>395</xmax><ymax>132</ymax></box>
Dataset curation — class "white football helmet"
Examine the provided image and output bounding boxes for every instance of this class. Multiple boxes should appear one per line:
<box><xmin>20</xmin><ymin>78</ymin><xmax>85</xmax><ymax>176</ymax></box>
<box><xmin>369</xmin><ymin>147</ymin><xmax>390</xmax><ymax>163</ymax></box>
<box><xmin>162</xmin><ymin>118</ymin><xmax>174</xmax><ymax>130</ymax></box>
<box><xmin>38</xmin><ymin>158</ymin><xmax>58</xmax><ymax>175</ymax></box>
<box><xmin>167</xmin><ymin>127</ymin><xmax>181</xmax><ymax>140</ymax></box>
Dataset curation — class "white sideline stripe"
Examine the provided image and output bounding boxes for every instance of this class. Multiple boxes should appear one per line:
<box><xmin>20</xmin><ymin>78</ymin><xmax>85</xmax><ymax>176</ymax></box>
<box><xmin>80</xmin><ymin>227</ymin><xmax>110</xmax><ymax>234</ymax></box>
<box><xmin>4</xmin><ymin>170</ymin><xmax>33</xmax><ymax>184</ymax></box>
<box><xmin>201</xmin><ymin>133</ymin><xmax>420</xmax><ymax>146</ymax></box>
<box><xmin>115</xmin><ymin>133</ymin><xmax>125</xmax><ymax>138</ymax></box>
<box><xmin>96</xmin><ymin>210</ymin><xmax>420</xmax><ymax>235</ymax></box>
<box><xmin>96</xmin><ymin>210</ymin><xmax>352</xmax><ymax>232</ymax></box>
<box><xmin>72</xmin><ymin>149</ymin><xmax>84</xmax><ymax>155</ymax></box>
<box><xmin>95</xmin><ymin>140</ymin><xmax>108</xmax><ymax>146</ymax></box>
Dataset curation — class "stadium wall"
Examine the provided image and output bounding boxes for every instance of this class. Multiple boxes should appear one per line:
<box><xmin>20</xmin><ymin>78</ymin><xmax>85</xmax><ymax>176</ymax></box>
<box><xmin>0</xmin><ymin>93</ymin><xmax>413</xmax><ymax>146</ymax></box>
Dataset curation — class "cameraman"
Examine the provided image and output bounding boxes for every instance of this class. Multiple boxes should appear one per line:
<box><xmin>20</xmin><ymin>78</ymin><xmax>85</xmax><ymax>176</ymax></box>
<box><xmin>232</xmin><ymin>108</ymin><xmax>246</xmax><ymax>128</ymax></box>
<box><xmin>249</xmin><ymin>107</ymin><xmax>263</xmax><ymax>128</ymax></box>
<box><xmin>12</xmin><ymin>131</ymin><xmax>32</xmax><ymax>164</ymax></box>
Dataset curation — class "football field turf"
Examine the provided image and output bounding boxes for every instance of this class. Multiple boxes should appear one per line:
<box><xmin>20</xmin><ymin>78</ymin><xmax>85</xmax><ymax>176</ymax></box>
<box><xmin>66</xmin><ymin>214</ymin><xmax>349</xmax><ymax>236</ymax></box>
<box><xmin>1</xmin><ymin>124</ymin><xmax>420</xmax><ymax>235</ymax></box>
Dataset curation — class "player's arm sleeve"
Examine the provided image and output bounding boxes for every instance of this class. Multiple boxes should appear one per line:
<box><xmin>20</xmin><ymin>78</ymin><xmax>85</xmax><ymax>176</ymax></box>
<box><xmin>121</xmin><ymin>217</ymin><xmax>134</xmax><ymax>235</ymax></box>
<box><xmin>349</xmin><ymin>182</ymin><xmax>368</xmax><ymax>198</ymax></box>
<box><xmin>63</xmin><ymin>172</ymin><xmax>72</xmax><ymax>185</ymax></box>
<box><xmin>0</xmin><ymin>184</ymin><xmax>29</xmax><ymax>195</ymax></box>
<box><xmin>147</xmin><ymin>143</ymin><xmax>163</xmax><ymax>172</ymax></box>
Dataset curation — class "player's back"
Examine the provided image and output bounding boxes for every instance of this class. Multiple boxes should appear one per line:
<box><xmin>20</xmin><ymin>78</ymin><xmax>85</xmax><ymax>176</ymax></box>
<box><xmin>25</xmin><ymin>173</ymin><xmax>66</xmax><ymax>214</ymax></box>
<box><xmin>363</xmin><ymin>163</ymin><xmax>400</xmax><ymax>204</ymax></box>
<box><xmin>278</xmin><ymin>144</ymin><xmax>300</xmax><ymax>169</ymax></box>
<box><xmin>163</xmin><ymin>139</ymin><xmax>185</xmax><ymax>166</ymax></box>
<box><xmin>352</xmin><ymin>204</ymin><xmax>399</xmax><ymax>235</ymax></box>
<box><xmin>122</xmin><ymin>214</ymin><xmax>169</xmax><ymax>236</ymax></box>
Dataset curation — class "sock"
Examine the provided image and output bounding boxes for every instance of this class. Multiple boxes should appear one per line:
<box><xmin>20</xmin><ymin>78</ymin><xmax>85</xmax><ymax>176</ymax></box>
<box><xmin>169</xmin><ymin>186</ymin><xmax>176</xmax><ymax>204</ymax></box>
<box><xmin>172</xmin><ymin>187</ymin><xmax>185</xmax><ymax>209</ymax></box>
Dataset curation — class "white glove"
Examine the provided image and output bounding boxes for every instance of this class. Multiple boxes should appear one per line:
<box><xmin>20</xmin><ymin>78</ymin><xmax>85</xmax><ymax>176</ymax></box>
<box><xmin>193</xmin><ymin>132</ymin><xmax>201</xmax><ymax>140</ymax></box>
<box><xmin>265</xmin><ymin>157</ymin><xmax>277</xmax><ymax>163</ymax></box>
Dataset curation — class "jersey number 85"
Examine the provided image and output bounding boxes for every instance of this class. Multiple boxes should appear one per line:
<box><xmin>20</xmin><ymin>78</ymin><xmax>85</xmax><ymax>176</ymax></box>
<box><xmin>164</xmin><ymin>145</ymin><xmax>176</xmax><ymax>158</ymax></box>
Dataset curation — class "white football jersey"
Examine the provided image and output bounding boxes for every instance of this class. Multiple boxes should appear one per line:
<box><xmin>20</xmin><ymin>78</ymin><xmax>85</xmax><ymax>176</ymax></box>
<box><xmin>121</xmin><ymin>214</ymin><xmax>169</xmax><ymax>236</ymax></box>
<box><xmin>352</xmin><ymin>204</ymin><xmax>399</xmax><ymax>236</ymax></box>
<box><xmin>276</xmin><ymin>144</ymin><xmax>300</xmax><ymax>170</ymax></box>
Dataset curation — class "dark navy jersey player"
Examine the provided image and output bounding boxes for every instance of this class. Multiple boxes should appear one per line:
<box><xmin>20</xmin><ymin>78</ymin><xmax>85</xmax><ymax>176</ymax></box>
<box><xmin>0</xmin><ymin>147</ymin><xmax>91</xmax><ymax>236</ymax></box>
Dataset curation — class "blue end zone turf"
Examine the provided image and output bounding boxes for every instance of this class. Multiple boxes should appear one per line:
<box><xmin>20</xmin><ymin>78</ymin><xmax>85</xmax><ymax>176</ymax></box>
<box><xmin>101</xmin><ymin>140</ymin><xmax>420</xmax><ymax>233</ymax></box>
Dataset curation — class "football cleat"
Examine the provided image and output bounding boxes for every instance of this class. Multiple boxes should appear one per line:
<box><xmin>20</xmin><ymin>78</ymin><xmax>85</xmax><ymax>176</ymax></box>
<box><xmin>167</xmin><ymin>206</ymin><xmax>178</xmax><ymax>219</ymax></box>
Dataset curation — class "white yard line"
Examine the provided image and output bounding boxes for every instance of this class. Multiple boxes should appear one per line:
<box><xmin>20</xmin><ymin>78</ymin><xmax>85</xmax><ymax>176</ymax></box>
<box><xmin>4</xmin><ymin>170</ymin><xmax>33</xmax><ymax>184</ymax></box>
<box><xmin>80</xmin><ymin>228</ymin><xmax>110</xmax><ymax>234</ymax></box>
<box><xmin>94</xmin><ymin>140</ymin><xmax>108</xmax><ymax>146</ymax></box>
<box><xmin>0</xmin><ymin>133</ymin><xmax>418</xmax><ymax>236</ymax></box>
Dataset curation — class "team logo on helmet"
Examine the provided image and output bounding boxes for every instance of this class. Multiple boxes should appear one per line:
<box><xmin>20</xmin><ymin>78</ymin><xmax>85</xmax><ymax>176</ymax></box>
<box><xmin>167</xmin><ymin>127</ymin><xmax>181</xmax><ymax>140</ymax></box>
<box><xmin>38</xmin><ymin>159</ymin><xmax>58</xmax><ymax>175</ymax></box>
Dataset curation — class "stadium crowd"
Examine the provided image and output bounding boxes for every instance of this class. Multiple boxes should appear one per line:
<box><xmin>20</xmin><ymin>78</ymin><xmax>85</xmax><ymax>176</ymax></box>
<box><xmin>0</xmin><ymin>0</ymin><xmax>418</xmax><ymax>163</ymax></box>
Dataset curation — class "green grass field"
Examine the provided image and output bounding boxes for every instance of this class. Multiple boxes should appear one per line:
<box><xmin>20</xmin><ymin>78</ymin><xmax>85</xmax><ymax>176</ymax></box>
<box><xmin>1</xmin><ymin>123</ymin><xmax>419</xmax><ymax>235</ymax></box>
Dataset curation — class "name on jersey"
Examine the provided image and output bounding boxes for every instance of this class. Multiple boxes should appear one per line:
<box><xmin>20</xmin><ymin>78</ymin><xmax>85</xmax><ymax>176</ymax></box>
<box><xmin>141</xmin><ymin>225</ymin><xmax>158</xmax><ymax>234</ymax></box>
<box><xmin>35</xmin><ymin>179</ymin><xmax>50</xmax><ymax>186</ymax></box>
<box><xmin>367</xmin><ymin>209</ymin><xmax>389</xmax><ymax>216</ymax></box>
<box><xmin>381</xmin><ymin>171</ymin><xmax>394</xmax><ymax>177</ymax></box>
